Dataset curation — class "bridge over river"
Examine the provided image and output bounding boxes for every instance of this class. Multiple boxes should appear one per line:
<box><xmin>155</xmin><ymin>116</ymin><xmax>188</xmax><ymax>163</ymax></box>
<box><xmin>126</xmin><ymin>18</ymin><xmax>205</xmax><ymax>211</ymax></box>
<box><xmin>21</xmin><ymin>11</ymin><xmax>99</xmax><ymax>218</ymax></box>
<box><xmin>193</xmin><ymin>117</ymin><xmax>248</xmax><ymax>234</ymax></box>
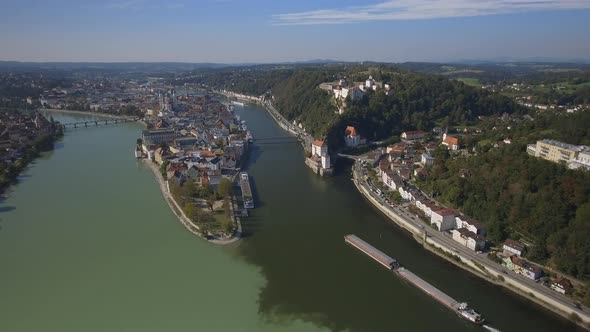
<box><xmin>251</xmin><ymin>136</ymin><xmax>302</xmax><ymax>145</ymax></box>
<box><xmin>60</xmin><ymin>117</ymin><xmax>140</xmax><ymax>130</ymax></box>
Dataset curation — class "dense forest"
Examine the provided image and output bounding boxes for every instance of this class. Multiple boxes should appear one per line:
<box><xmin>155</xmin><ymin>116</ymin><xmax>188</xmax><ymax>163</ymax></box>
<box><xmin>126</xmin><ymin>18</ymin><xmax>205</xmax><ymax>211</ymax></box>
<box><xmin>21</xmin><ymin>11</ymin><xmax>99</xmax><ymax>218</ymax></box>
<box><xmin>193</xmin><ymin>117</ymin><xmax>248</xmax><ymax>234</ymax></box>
<box><xmin>327</xmin><ymin>72</ymin><xmax>526</xmax><ymax>148</ymax></box>
<box><xmin>175</xmin><ymin>64</ymin><xmax>528</xmax><ymax>143</ymax></box>
<box><xmin>416</xmin><ymin>112</ymin><xmax>590</xmax><ymax>280</ymax></box>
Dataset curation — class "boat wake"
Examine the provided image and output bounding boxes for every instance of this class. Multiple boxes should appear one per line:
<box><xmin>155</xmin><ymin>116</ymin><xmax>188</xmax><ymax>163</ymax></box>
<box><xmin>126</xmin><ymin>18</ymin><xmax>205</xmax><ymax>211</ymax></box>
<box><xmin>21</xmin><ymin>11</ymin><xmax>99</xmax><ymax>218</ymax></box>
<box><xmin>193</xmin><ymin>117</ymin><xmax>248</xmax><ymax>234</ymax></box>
<box><xmin>482</xmin><ymin>325</ymin><xmax>501</xmax><ymax>332</ymax></box>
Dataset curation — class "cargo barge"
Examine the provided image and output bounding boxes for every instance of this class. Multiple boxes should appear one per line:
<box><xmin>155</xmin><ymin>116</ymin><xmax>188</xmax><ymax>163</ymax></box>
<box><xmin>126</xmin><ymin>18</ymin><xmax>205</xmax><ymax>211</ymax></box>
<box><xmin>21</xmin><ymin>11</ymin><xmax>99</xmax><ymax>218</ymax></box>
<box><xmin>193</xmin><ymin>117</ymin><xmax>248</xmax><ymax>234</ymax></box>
<box><xmin>239</xmin><ymin>172</ymin><xmax>254</xmax><ymax>209</ymax></box>
<box><xmin>345</xmin><ymin>234</ymin><xmax>484</xmax><ymax>324</ymax></box>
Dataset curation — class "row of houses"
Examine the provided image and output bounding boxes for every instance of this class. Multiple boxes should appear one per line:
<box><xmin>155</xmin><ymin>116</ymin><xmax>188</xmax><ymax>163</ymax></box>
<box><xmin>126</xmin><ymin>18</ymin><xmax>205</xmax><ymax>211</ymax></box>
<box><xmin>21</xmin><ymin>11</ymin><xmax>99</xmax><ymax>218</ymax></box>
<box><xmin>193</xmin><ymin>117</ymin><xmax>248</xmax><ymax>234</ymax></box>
<box><xmin>376</xmin><ymin>155</ymin><xmax>488</xmax><ymax>251</ymax></box>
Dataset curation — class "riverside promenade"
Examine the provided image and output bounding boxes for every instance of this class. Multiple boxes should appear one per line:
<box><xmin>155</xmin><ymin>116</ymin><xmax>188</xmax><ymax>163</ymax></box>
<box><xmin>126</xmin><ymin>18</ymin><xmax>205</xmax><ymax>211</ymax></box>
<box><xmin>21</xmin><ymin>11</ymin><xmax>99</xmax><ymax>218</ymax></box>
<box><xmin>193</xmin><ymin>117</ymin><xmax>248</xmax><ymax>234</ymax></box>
<box><xmin>212</xmin><ymin>90</ymin><xmax>313</xmax><ymax>151</ymax></box>
<box><xmin>143</xmin><ymin>160</ymin><xmax>241</xmax><ymax>245</ymax></box>
<box><xmin>351</xmin><ymin>159</ymin><xmax>590</xmax><ymax>329</ymax></box>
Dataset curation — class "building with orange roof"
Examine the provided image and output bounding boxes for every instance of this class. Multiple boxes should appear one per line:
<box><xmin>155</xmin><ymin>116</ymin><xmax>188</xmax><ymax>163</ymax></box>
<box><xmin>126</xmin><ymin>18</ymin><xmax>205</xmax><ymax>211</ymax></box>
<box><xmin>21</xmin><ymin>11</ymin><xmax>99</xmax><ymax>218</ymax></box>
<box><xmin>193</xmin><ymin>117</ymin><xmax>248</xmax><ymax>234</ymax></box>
<box><xmin>344</xmin><ymin>126</ymin><xmax>361</xmax><ymax>147</ymax></box>
<box><xmin>441</xmin><ymin>134</ymin><xmax>460</xmax><ymax>150</ymax></box>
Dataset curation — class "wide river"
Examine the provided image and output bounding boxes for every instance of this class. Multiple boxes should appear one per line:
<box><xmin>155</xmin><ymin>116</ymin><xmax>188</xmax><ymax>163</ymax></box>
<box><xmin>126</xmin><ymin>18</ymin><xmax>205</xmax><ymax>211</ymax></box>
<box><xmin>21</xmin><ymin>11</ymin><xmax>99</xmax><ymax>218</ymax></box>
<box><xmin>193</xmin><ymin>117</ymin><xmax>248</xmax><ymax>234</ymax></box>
<box><xmin>0</xmin><ymin>105</ymin><xmax>581</xmax><ymax>332</ymax></box>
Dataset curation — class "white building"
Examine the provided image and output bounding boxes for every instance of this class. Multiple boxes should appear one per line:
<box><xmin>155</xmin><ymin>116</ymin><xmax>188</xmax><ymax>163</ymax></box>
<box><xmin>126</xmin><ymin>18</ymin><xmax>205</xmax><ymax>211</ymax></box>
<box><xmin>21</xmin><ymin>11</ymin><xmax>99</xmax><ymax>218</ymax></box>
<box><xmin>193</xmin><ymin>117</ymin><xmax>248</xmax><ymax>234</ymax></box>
<box><xmin>503</xmin><ymin>239</ymin><xmax>525</xmax><ymax>257</ymax></box>
<box><xmin>344</xmin><ymin>126</ymin><xmax>361</xmax><ymax>147</ymax></box>
<box><xmin>312</xmin><ymin>140</ymin><xmax>328</xmax><ymax>158</ymax></box>
<box><xmin>441</xmin><ymin>134</ymin><xmax>460</xmax><ymax>150</ymax></box>
<box><xmin>451</xmin><ymin>228</ymin><xmax>486</xmax><ymax>251</ymax></box>
<box><xmin>321</xmin><ymin>155</ymin><xmax>330</xmax><ymax>169</ymax></box>
<box><xmin>342</xmin><ymin>87</ymin><xmax>363</xmax><ymax>101</ymax></box>
<box><xmin>431</xmin><ymin>209</ymin><xmax>456</xmax><ymax>231</ymax></box>
<box><xmin>551</xmin><ymin>278</ymin><xmax>572</xmax><ymax>295</ymax></box>
<box><xmin>455</xmin><ymin>216</ymin><xmax>486</xmax><ymax>235</ymax></box>
<box><xmin>569</xmin><ymin>151</ymin><xmax>590</xmax><ymax>170</ymax></box>
<box><xmin>365</xmin><ymin>76</ymin><xmax>375</xmax><ymax>90</ymax></box>
<box><xmin>415</xmin><ymin>198</ymin><xmax>436</xmax><ymax>218</ymax></box>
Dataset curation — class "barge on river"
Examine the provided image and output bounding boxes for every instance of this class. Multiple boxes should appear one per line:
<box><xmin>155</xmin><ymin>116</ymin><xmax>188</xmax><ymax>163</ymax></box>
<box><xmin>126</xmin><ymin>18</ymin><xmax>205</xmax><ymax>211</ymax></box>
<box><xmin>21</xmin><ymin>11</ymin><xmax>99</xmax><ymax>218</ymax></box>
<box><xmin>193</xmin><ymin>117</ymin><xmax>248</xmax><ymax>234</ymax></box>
<box><xmin>239</xmin><ymin>172</ymin><xmax>254</xmax><ymax>209</ymax></box>
<box><xmin>344</xmin><ymin>234</ymin><xmax>484</xmax><ymax>325</ymax></box>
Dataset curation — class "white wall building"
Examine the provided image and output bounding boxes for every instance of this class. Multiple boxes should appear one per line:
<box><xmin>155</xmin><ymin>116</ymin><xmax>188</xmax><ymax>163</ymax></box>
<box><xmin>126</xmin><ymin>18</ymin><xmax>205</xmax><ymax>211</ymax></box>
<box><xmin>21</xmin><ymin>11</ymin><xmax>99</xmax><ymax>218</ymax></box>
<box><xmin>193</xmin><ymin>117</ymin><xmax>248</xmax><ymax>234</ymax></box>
<box><xmin>451</xmin><ymin>228</ymin><xmax>486</xmax><ymax>251</ymax></box>
<box><xmin>503</xmin><ymin>239</ymin><xmax>525</xmax><ymax>257</ymax></box>
<box><xmin>455</xmin><ymin>216</ymin><xmax>486</xmax><ymax>235</ymax></box>
<box><xmin>431</xmin><ymin>209</ymin><xmax>456</xmax><ymax>231</ymax></box>
<box><xmin>312</xmin><ymin>141</ymin><xmax>328</xmax><ymax>157</ymax></box>
<box><xmin>344</xmin><ymin>126</ymin><xmax>361</xmax><ymax>147</ymax></box>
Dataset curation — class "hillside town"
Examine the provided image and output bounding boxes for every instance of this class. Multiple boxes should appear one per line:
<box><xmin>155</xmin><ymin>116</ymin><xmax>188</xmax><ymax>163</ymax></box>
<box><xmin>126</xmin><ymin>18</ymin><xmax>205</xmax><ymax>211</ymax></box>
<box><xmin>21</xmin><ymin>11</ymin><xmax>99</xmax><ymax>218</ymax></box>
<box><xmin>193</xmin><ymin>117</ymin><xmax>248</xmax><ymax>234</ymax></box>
<box><xmin>348</xmin><ymin>118</ymin><xmax>588</xmax><ymax>305</ymax></box>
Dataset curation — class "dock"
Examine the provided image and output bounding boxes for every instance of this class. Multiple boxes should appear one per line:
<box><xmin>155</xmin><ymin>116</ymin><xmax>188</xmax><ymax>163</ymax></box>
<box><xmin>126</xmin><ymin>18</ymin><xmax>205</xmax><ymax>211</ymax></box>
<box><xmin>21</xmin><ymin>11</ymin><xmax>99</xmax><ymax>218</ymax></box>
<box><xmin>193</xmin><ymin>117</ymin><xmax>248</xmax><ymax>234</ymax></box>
<box><xmin>345</xmin><ymin>234</ymin><xmax>484</xmax><ymax>324</ymax></box>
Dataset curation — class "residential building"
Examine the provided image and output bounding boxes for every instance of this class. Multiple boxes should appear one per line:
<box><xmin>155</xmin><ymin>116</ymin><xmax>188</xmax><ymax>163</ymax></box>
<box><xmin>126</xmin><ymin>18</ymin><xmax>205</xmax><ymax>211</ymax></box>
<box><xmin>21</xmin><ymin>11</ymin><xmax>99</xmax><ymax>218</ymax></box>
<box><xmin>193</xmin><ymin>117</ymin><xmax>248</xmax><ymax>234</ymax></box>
<box><xmin>503</xmin><ymin>239</ymin><xmax>525</xmax><ymax>257</ymax></box>
<box><xmin>154</xmin><ymin>147</ymin><xmax>172</xmax><ymax>165</ymax></box>
<box><xmin>441</xmin><ymin>134</ymin><xmax>460</xmax><ymax>150</ymax></box>
<box><xmin>455</xmin><ymin>216</ymin><xmax>486</xmax><ymax>235</ymax></box>
<box><xmin>551</xmin><ymin>278</ymin><xmax>573</xmax><ymax>295</ymax></box>
<box><xmin>569</xmin><ymin>151</ymin><xmax>590</xmax><ymax>170</ymax></box>
<box><xmin>431</xmin><ymin>209</ymin><xmax>456</xmax><ymax>231</ymax></box>
<box><xmin>344</xmin><ymin>126</ymin><xmax>361</xmax><ymax>147</ymax></box>
<box><xmin>142</xmin><ymin>129</ymin><xmax>177</xmax><ymax>145</ymax></box>
<box><xmin>421</xmin><ymin>153</ymin><xmax>434</xmax><ymax>167</ymax></box>
<box><xmin>451</xmin><ymin>228</ymin><xmax>486</xmax><ymax>251</ymax></box>
<box><xmin>401</xmin><ymin>130</ymin><xmax>425</xmax><ymax>141</ymax></box>
<box><xmin>511</xmin><ymin>256</ymin><xmax>543</xmax><ymax>281</ymax></box>
<box><xmin>415</xmin><ymin>198</ymin><xmax>437</xmax><ymax>218</ymax></box>
<box><xmin>534</xmin><ymin>139</ymin><xmax>590</xmax><ymax>166</ymax></box>
<box><xmin>526</xmin><ymin>144</ymin><xmax>537</xmax><ymax>156</ymax></box>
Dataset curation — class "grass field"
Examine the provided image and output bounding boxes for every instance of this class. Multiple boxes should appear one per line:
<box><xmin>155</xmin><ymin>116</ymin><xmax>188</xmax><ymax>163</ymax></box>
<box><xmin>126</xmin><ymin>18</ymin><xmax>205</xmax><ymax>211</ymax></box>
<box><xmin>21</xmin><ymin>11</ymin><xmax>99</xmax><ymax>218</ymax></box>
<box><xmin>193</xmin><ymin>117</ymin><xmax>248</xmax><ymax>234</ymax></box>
<box><xmin>551</xmin><ymin>81</ymin><xmax>590</xmax><ymax>93</ymax></box>
<box><xmin>441</xmin><ymin>69</ymin><xmax>484</xmax><ymax>76</ymax></box>
<box><xmin>456</xmin><ymin>77</ymin><xmax>483</xmax><ymax>87</ymax></box>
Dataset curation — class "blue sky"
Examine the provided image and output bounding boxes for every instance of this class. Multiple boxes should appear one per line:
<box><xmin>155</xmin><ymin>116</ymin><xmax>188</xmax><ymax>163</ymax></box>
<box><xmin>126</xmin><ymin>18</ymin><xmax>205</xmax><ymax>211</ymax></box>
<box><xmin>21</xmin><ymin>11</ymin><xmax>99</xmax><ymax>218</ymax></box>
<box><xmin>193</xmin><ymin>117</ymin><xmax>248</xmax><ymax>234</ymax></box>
<box><xmin>0</xmin><ymin>0</ymin><xmax>589</xmax><ymax>63</ymax></box>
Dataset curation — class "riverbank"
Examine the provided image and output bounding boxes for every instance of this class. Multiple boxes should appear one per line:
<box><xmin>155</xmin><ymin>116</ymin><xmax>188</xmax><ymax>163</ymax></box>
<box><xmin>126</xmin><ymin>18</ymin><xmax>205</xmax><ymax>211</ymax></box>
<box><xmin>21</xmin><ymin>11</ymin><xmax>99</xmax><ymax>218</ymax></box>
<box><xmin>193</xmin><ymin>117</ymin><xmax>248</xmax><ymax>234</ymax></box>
<box><xmin>142</xmin><ymin>159</ymin><xmax>241</xmax><ymax>245</ymax></box>
<box><xmin>351</xmin><ymin>160</ymin><xmax>590</xmax><ymax>330</ymax></box>
<box><xmin>0</xmin><ymin>112</ymin><xmax>63</xmax><ymax>196</ymax></box>
<box><xmin>213</xmin><ymin>90</ymin><xmax>312</xmax><ymax>153</ymax></box>
<box><xmin>40</xmin><ymin>108</ymin><xmax>137</xmax><ymax>120</ymax></box>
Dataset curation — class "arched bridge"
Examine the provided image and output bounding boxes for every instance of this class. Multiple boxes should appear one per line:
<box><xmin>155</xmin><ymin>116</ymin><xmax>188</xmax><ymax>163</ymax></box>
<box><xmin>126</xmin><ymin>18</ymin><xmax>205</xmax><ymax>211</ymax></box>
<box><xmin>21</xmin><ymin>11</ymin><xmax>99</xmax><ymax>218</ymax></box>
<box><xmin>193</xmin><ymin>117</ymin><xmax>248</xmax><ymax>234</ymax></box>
<box><xmin>61</xmin><ymin>117</ymin><xmax>140</xmax><ymax>130</ymax></box>
<box><xmin>252</xmin><ymin>136</ymin><xmax>301</xmax><ymax>145</ymax></box>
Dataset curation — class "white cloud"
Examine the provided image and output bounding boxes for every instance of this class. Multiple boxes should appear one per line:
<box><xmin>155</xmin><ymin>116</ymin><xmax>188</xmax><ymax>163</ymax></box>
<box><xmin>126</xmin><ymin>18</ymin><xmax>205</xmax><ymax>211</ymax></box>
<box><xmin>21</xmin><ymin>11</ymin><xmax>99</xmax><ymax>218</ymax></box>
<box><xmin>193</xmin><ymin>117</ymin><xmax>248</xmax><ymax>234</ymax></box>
<box><xmin>272</xmin><ymin>0</ymin><xmax>590</xmax><ymax>25</ymax></box>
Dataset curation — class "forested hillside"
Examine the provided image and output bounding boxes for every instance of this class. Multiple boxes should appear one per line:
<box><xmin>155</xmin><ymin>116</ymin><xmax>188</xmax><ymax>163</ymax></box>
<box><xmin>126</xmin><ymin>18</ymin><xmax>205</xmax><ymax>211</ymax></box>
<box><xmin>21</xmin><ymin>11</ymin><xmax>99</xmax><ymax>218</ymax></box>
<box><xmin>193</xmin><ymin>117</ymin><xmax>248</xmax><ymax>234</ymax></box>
<box><xmin>416</xmin><ymin>112</ymin><xmax>590</xmax><ymax>280</ymax></box>
<box><xmin>176</xmin><ymin>64</ymin><xmax>526</xmax><ymax>142</ymax></box>
<box><xmin>327</xmin><ymin>72</ymin><xmax>525</xmax><ymax>147</ymax></box>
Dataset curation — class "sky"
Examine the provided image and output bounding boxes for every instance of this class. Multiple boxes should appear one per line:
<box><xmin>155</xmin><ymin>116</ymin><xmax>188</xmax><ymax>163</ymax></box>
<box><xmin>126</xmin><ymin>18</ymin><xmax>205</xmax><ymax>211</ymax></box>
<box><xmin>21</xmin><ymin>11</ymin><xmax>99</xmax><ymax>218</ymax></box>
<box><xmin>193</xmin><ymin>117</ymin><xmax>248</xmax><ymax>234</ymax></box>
<box><xmin>1</xmin><ymin>0</ymin><xmax>590</xmax><ymax>63</ymax></box>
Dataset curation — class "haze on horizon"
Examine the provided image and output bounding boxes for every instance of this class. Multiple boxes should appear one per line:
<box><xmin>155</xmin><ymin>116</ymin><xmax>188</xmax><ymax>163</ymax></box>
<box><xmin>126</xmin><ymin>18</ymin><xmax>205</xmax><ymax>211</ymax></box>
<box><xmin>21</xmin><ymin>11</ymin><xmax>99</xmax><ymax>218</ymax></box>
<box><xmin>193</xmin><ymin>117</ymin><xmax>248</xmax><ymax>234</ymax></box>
<box><xmin>1</xmin><ymin>0</ymin><xmax>590</xmax><ymax>63</ymax></box>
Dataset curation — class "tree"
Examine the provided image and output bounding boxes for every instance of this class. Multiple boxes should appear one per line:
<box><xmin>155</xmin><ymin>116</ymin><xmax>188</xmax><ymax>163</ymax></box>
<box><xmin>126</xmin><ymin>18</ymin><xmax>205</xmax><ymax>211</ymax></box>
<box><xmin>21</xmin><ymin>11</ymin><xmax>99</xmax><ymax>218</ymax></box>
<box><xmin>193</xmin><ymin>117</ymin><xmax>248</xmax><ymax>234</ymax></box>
<box><xmin>181</xmin><ymin>180</ymin><xmax>198</xmax><ymax>199</ymax></box>
<box><xmin>183</xmin><ymin>203</ymin><xmax>196</xmax><ymax>221</ymax></box>
<box><xmin>218</xmin><ymin>178</ymin><xmax>233</xmax><ymax>198</ymax></box>
<box><xmin>389</xmin><ymin>191</ymin><xmax>402</xmax><ymax>204</ymax></box>
<box><xmin>159</xmin><ymin>160</ymin><xmax>170</xmax><ymax>178</ymax></box>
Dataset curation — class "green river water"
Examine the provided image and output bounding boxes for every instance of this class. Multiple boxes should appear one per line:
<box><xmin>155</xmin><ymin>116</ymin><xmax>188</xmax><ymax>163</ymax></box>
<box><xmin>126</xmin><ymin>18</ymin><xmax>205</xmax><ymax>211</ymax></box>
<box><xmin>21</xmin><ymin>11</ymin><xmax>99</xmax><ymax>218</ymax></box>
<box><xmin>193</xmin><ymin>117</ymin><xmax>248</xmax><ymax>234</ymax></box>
<box><xmin>0</xmin><ymin>106</ymin><xmax>581</xmax><ymax>332</ymax></box>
